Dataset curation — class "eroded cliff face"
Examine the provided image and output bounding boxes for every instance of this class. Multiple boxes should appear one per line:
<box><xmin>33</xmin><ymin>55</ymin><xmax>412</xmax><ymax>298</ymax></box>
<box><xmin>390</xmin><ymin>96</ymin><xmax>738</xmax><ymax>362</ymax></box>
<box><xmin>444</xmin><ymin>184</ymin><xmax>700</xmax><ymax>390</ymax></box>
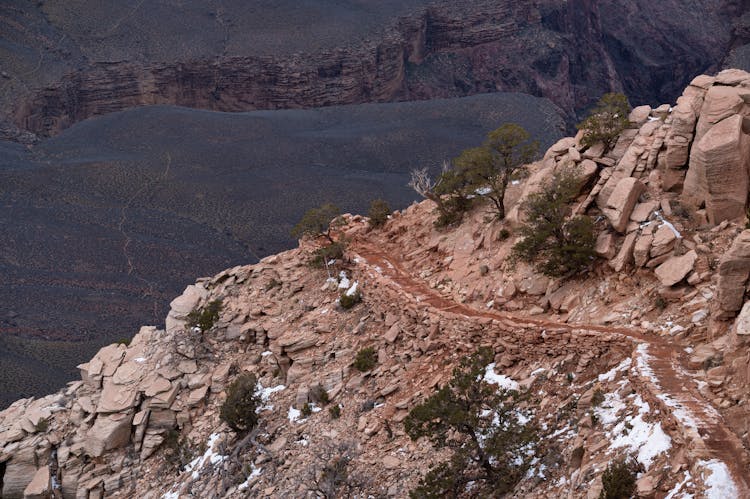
<box><xmin>0</xmin><ymin>0</ymin><xmax>742</xmax><ymax>140</ymax></box>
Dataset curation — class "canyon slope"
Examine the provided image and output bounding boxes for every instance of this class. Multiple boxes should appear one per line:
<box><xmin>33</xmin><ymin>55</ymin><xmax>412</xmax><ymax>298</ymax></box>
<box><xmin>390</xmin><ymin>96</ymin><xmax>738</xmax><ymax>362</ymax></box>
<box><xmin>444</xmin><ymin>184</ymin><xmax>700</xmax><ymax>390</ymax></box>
<box><xmin>1</xmin><ymin>0</ymin><xmax>748</xmax><ymax>141</ymax></box>
<box><xmin>0</xmin><ymin>92</ymin><xmax>565</xmax><ymax>408</ymax></box>
<box><xmin>3</xmin><ymin>70</ymin><xmax>750</xmax><ymax>498</ymax></box>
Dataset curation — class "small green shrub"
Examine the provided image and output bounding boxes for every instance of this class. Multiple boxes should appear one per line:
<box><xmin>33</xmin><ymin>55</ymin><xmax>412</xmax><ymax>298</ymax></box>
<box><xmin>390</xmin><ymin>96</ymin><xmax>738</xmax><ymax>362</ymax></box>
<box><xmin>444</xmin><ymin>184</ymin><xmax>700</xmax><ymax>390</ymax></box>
<box><xmin>310</xmin><ymin>241</ymin><xmax>346</xmax><ymax>268</ymax></box>
<box><xmin>310</xmin><ymin>385</ymin><xmax>330</xmax><ymax>405</ymax></box>
<box><xmin>499</xmin><ymin>228</ymin><xmax>511</xmax><ymax>240</ymax></box>
<box><xmin>291</xmin><ymin>202</ymin><xmax>342</xmax><ymax>243</ymax></box>
<box><xmin>599</xmin><ymin>458</ymin><xmax>638</xmax><ymax>499</ymax></box>
<box><xmin>339</xmin><ymin>289</ymin><xmax>362</xmax><ymax>310</ymax></box>
<box><xmin>329</xmin><ymin>404</ymin><xmax>341</xmax><ymax>419</ymax></box>
<box><xmin>577</xmin><ymin>93</ymin><xmax>631</xmax><ymax>151</ymax></box>
<box><xmin>162</xmin><ymin>429</ymin><xmax>194</xmax><ymax>470</ymax></box>
<box><xmin>186</xmin><ymin>299</ymin><xmax>222</xmax><ymax>332</ymax></box>
<box><xmin>353</xmin><ymin>347</ymin><xmax>377</xmax><ymax>372</ymax></box>
<box><xmin>220</xmin><ymin>372</ymin><xmax>260</xmax><ymax>434</ymax></box>
<box><xmin>405</xmin><ymin>348</ymin><xmax>537</xmax><ymax>497</ymax></box>
<box><xmin>34</xmin><ymin>418</ymin><xmax>49</xmax><ymax>433</ymax></box>
<box><xmin>511</xmin><ymin>168</ymin><xmax>596</xmax><ymax>277</ymax></box>
<box><xmin>301</xmin><ymin>403</ymin><xmax>313</xmax><ymax>417</ymax></box>
<box><xmin>654</xmin><ymin>295</ymin><xmax>667</xmax><ymax>310</ymax></box>
<box><xmin>115</xmin><ymin>337</ymin><xmax>131</xmax><ymax>346</ymax></box>
<box><xmin>591</xmin><ymin>389</ymin><xmax>605</xmax><ymax>407</ymax></box>
<box><xmin>368</xmin><ymin>199</ymin><xmax>391</xmax><ymax>228</ymax></box>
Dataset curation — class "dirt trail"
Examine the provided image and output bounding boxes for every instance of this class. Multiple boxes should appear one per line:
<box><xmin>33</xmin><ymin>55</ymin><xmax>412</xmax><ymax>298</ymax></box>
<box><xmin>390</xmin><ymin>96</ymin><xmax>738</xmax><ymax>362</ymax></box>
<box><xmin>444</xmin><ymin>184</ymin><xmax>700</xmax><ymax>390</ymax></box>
<box><xmin>352</xmin><ymin>241</ymin><xmax>750</xmax><ymax>495</ymax></box>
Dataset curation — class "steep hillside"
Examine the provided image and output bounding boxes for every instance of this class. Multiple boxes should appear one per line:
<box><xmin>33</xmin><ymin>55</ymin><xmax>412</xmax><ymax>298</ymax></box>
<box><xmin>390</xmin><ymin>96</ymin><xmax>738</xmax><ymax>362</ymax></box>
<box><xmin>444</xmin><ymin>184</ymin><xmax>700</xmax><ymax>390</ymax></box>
<box><xmin>0</xmin><ymin>0</ymin><xmax>744</xmax><ymax>141</ymax></box>
<box><xmin>3</xmin><ymin>70</ymin><xmax>750</xmax><ymax>498</ymax></box>
<box><xmin>0</xmin><ymin>92</ymin><xmax>565</xmax><ymax>408</ymax></box>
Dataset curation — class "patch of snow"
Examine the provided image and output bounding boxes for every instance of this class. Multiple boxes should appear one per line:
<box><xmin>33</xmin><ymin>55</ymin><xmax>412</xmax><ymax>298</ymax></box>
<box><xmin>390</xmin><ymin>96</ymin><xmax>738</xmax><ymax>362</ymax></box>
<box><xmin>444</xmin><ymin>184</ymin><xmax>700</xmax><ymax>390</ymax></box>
<box><xmin>261</xmin><ymin>350</ymin><xmax>273</xmax><ymax>357</ymax></box>
<box><xmin>598</xmin><ymin>358</ymin><xmax>632</xmax><ymax>382</ymax></box>
<box><xmin>238</xmin><ymin>464</ymin><xmax>263</xmax><ymax>491</ymax></box>
<box><xmin>607</xmin><ymin>395</ymin><xmax>671</xmax><ymax>469</ymax></box>
<box><xmin>162</xmin><ymin>492</ymin><xmax>180</xmax><ymax>499</ymax></box>
<box><xmin>319</xmin><ymin>308</ymin><xmax>328</xmax><ymax>315</ymax></box>
<box><xmin>257</xmin><ymin>384</ymin><xmax>285</xmax><ymax>403</ymax></box>
<box><xmin>184</xmin><ymin>433</ymin><xmax>226</xmax><ymax>480</ymax></box>
<box><xmin>595</xmin><ymin>391</ymin><xmax>627</xmax><ymax>426</ymax></box>
<box><xmin>654</xmin><ymin>211</ymin><xmax>682</xmax><ymax>239</ymax></box>
<box><xmin>134</xmin><ymin>357</ymin><xmax>146</xmax><ymax>363</ymax></box>
<box><xmin>665</xmin><ymin>472</ymin><xmax>692</xmax><ymax>499</ymax></box>
<box><xmin>698</xmin><ymin>460</ymin><xmax>738</xmax><ymax>499</ymax></box>
<box><xmin>338</xmin><ymin>271</ymin><xmax>350</xmax><ymax>289</ymax></box>
<box><xmin>374</xmin><ymin>265</ymin><xmax>383</xmax><ymax>274</ymax></box>
<box><xmin>288</xmin><ymin>406</ymin><xmax>302</xmax><ymax>423</ymax></box>
<box><xmin>345</xmin><ymin>281</ymin><xmax>359</xmax><ymax>297</ymax></box>
<box><xmin>530</xmin><ymin>367</ymin><xmax>546</xmax><ymax>377</ymax></box>
<box><xmin>483</xmin><ymin>363</ymin><xmax>519</xmax><ymax>390</ymax></box>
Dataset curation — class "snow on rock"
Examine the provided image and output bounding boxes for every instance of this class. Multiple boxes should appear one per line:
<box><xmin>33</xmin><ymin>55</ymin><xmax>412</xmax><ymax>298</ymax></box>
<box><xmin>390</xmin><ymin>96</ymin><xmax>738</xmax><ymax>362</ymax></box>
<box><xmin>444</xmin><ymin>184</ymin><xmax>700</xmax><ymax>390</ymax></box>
<box><xmin>598</xmin><ymin>358</ymin><xmax>632</xmax><ymax>382</ymax></box>
<box><xmin>337</xmin><ymin>271</ymin><xmax>350</xmax><ymax>290</ymax></box>
<box><xmin>184</xmin><ymin>433</ymin><xmax>227</xmax><ymax>480</ymax></box>
<box><xmin>483</xmin><ymin>363</ymin><xmax>519</xmax><ymax>390</ymax></box>
<box><xmin>237</xmin><ymin>464</ymin><xmax>263</xmax><ymax>491</ymax></box>
<box><xmin>607</xmin><ymin>395</ymin><xmax>671</xmax><ymax>469</ymax></box>
<box><xmin>698</xmin><ymin>460</ymin><xmax>739</xmax><ymax>499</ymax></box>
<box><xmin>288</xmin><ymin>406</ymin><xmax>302</xmax><ymax>423</ymax></box>
<box><xmin>345</xmin><ymin>281</ymin><xmax>359</xmax><ymax>297</ymax></box>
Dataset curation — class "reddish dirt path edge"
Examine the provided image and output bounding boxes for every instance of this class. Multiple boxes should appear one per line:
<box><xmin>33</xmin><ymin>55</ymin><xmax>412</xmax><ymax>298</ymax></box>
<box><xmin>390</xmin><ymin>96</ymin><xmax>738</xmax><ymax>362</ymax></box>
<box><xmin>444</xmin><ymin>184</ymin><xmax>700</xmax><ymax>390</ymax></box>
<box><xmin>352</xmin><ymin>240</ymin><xmax>750</xmax><ymax>494</ymax></box>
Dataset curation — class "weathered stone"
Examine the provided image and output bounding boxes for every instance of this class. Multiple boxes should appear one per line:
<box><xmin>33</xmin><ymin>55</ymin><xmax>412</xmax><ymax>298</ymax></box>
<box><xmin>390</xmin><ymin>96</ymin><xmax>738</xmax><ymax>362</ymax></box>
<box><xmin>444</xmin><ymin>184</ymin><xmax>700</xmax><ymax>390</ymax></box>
<box><xmin>595</xmin><ymin>232</ymin><xmax>616</xmax><ymax>260</ymax></box>
<box><xmin>609</xmin><ymin>232</ymin><xmax>638</xmax><ymax>272</ymax></box>
<box><xmin>544</xmin><ymin>137</ymin><xmax>577</xmax><ymax>159</ymax></box>
<box><xmin>694</xmin><ymin>85</ymin><xmax>746</xmax><ymax>143</ymax></box>
<box><xmin>2</xmin><ymin>444</ymin><xmax>37</xmax><ymax>498</ymax></box>
<box><xmin>733</xmin><ymin>301</ymin><xmax>750</xmax><ymax>337</ymax></box>
<box><xmin>717</xmin><ymin>230</ymin><xmax>750</xmax><ymax>317</ymax></box>
<box><xmin>650</xmin><ymin>224</ymin><xmax>678</xmax><ymax>257</ymax></box>
<box><xmin>629</xmin><ymin>105</ymin><xmax>651</xmax><ymax>125</ymax></box>
<box><xmin>630</xmin><ymin>201</ymin><xmax>658</xmax><ymax>223</ymax></box>
<box><xmin>84</xmin><ymin>412</ymin><xmax>134</xmax><ymax>457</ymax></box>
<box><xmin>715</xmin><ymin>68</ymin><xmax>750</xmax><ymax>86</ymax></box>
<box><xmin>384</xmin><ymin>323</ymin><xmax>401</xmax><ymax>343</ymax></box>
<box><xmin>97</xmin><ymin>380</ymin><xmax>139</xmax><ymax>413</ymax></box>
<box><xmin>603</xmin><ymin>177</ymin><xmax>645</xmax><ymax>233</ymax></box>
<box><xmin>633</xmin><ymin>234</ymin><xmax>653</xmax><ymax>268</ymax></box>
<box><xmin>654</xmin><ymin>250</ymin><xmax>697</xmax><ymax>287</ymax></box>
<box><xmin>166</xmin><ymin>284</ymin><xmax>208</xmax><ymax>333</ymax></box>
<box><xmin>23</xmin><ymin>466</ymin><xmax>50</xmax><ymax>499</ymax></box>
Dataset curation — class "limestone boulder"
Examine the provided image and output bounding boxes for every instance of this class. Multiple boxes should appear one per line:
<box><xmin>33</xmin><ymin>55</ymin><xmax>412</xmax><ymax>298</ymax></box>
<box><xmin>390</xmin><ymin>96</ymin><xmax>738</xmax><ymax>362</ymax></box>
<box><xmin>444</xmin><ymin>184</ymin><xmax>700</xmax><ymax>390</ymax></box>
<box><xmin>1</xmin><ymin>444</ymin><xmax>38</xmax><ymax>498</ymax></box>
<box><xmin>609</xmin><ymin>232</ymin><xmax>638</xmax><ymax>272</ymax></box>
<box><xmin>23</xmin><ymin>466</ymin><xmax>50</xmax><ymax>499</ymax></box>
<box><xmin>85</xmin><ymin>412</ymin><xmax>134</xmax><ymax>457</ymax></box>
<box><xmin>717</xmin><ymin>230</ymin><xmax>750</xmax><ymax>317</ymax></box>
<box><xmin>633</xmin><ymin>234</ymin><xmax>653</xmax><ymax>268</ymax></box>
<box><xmin>166</xmin><ymin>284</ymin><xmax>208</xmax><ymax>333</ymax></box>
<box><xmin>650</xmin><ymin>224</ymin><xmax>677</xmax><ymax>257</ymax></box>
<box><xmin>654</xmin><ymin>250</ymin><xmax>697</xmax><ymax>287</ymax></box>
<box><xmin>603</xmin><ymin>177</ymin><xmax>645</xmax><ymax>233</ymax></box>
<box><xmin>544</xmin><ymin>137</ymin><xmax>577</xmax><ymax>160</ymax></box>
<box><xmin>732</xmin><ymin>301</ymin><xmax>750</xmax><ymax>340</ymax></box>
<box><xmin>595</xmin><ymin>232</ymin><xmax>616</xmax><ymax>260</ymax></box>
<box><xmin>97</xmin><ymin>379</ymin><xmax>139</xmax><ymax>413</ymax></box>
<box><xmin>683</xmin><ymin>114</ymin><xmax>750</xmax><ymax>224</ymax></box>
<box><xmin>694</xmin><ymin>85</ymin><xmax>747</xmax><ymax>143</ymax></box>
<box><xmin>629</xmin><ymin>105</ymin><xmax>651</xmax><ymax>125</ymax></box>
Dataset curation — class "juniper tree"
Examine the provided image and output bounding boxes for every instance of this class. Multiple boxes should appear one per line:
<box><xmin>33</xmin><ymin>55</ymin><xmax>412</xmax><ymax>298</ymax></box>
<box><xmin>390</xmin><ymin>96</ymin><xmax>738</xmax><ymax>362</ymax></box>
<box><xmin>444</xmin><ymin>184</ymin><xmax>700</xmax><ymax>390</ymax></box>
<box><xmin>291</xmin><ymin>203</ymin><xmax>342</xmax><ymax>243</ymax></box>
<box><xmin>577</xmin><ymin>93</ymin><xmax>631</xmax><ymax>151</ymax></box>
<box><xmin>511</xmin><ymin>168</ymin><xmax>596</xmax><ymax>277</ymax></box>
<box><xmin>404</xmin><ymin>347</ymin><xmax>536</xmax><ymax>498</ymax></box>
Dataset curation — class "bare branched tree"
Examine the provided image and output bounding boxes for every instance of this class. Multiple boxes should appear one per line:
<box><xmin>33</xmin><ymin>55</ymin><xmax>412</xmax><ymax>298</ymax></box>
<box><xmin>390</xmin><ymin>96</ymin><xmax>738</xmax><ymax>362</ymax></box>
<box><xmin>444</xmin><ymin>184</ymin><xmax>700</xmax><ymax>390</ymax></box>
<box><xmin>408</xmin><ymin>164</ymin><xmax>450</xmax><ymax>219</ymax></box>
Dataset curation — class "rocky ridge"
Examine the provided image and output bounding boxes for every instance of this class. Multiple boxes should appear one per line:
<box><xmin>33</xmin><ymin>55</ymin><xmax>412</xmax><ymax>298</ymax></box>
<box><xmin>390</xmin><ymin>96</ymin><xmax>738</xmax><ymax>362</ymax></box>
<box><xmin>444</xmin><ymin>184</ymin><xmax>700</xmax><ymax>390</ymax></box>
<box><xmin>4</xmin><ymin>70</ymin><xmax>750</xmax><ymax>497</ymax></box>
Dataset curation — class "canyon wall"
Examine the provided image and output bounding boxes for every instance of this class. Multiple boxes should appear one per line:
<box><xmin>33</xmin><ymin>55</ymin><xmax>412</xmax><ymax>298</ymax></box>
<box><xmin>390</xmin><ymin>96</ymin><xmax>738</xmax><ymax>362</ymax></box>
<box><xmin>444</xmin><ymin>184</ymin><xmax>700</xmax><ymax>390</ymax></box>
<box><xmin>0</xmin><ymin>0</ymin><xmax>742</xmax><ymax>140</ymax></box>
